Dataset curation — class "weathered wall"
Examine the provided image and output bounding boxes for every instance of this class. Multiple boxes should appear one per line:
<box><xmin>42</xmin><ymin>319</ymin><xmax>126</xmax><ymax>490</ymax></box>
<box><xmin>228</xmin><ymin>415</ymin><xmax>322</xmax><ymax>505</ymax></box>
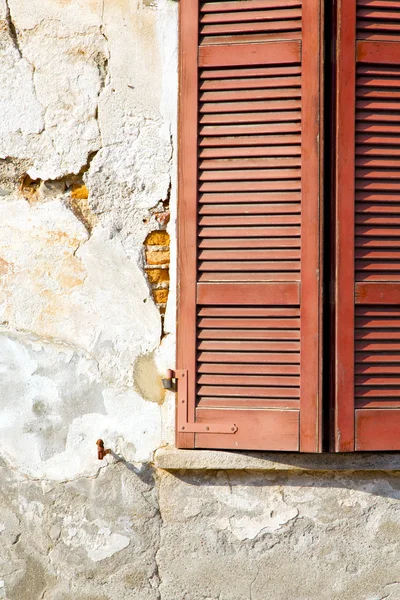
<box><xmin>0</xmin><ymin>1</ymin><xmax>399</xmax><ymax>599</ymax></box>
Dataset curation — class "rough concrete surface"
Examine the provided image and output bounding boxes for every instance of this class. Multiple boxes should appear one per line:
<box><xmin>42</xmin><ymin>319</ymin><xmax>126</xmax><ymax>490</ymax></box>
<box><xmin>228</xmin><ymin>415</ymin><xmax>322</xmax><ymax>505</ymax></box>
<box><xmin>0</xmin><ymin>0</ymin><xmax>399</xmax><ymax>598</ymax></box>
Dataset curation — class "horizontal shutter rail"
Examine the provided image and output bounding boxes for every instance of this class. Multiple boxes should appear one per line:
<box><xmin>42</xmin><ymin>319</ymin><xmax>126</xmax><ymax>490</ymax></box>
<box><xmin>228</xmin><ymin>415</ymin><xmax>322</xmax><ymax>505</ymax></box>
<box><xmin>356</xmin><ymin>282</ymin><xmax>400</xmax><ymax>303</ymax></box>
<box><xmin>197</xmin><ymin>282</ymin><xmax>300</xmax><ymax>304</ymax></box>
<box><xmin>357</xmin><ymin>40</ymin><xmax>400</xmax><ymax>63</ymax></box>
<box><xmin>199</xmin><ymin>41</ymin><xmax>301</xmax><ymax>67</ymax></box>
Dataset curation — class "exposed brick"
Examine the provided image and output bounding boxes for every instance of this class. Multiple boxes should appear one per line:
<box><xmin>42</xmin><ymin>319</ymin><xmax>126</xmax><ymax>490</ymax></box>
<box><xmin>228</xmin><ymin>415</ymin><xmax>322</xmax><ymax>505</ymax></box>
<box><xmin>145</xmin><ymin>231</ymin><xmax>170</xmax><ymax>246</ymax></box>
<box><xmin>146</xmin><ymin>249</ymin><xmax>170</xmax><ymax>266</ymax></box>
<box><xmin>71</xmin><ymin>183</ymin><xmax>89</xmax><ymax>200</ymax></box>
<box><xmin>146</xmin><ymin>268</ymin><xmax>170</xmax><ymax>284</ymax></box>
<box><xmin>152</xmin><ymin>289</ymin><xmax>169</xmax><ymax>304</ymax></box>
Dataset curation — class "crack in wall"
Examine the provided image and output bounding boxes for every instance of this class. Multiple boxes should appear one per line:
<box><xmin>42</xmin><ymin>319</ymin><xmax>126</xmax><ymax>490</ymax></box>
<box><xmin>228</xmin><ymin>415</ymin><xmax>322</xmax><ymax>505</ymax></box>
<box><xmin>4</xmin><ymin>0</ymin><xmax>22</xmax><ymax>58</ymax></box>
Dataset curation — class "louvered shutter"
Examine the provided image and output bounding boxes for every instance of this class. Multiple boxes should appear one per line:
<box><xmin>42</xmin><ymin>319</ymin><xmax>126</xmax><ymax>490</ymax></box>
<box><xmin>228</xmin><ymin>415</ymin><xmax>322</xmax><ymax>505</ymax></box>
<box><xmin>335</xmin><ymin>0</ymin><xmax>400</xmax><ymax>451</ymax></box>
<box><xmin>177</xmin><ymin>0</ymin><xmax>322</xmax><ymax>451</ymax></box>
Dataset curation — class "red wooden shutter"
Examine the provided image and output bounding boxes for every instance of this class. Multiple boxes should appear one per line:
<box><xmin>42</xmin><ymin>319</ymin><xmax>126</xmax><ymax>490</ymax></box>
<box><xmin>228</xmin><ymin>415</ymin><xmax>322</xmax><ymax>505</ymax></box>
<box><xmin>335</xmin><ymin>0</ymin><xmax>400</xmax><ymax>451</ymax></box>
<box><xmin>177</xmin><ymin>0</ymin><xmax>322</xmax><ymax>451</ymax></box>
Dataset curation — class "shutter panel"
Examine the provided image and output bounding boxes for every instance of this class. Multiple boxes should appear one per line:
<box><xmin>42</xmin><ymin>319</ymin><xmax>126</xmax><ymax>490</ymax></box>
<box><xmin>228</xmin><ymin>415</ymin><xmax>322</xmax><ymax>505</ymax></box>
<box><xmin>177</xmin><ymin>0</ymin><xmax>322</xmax><ymax>451</ymax></box>
<box><xmin>335</xmin><ymin>0</ymin><xmax>400</xmax><ymax>450</ymax></box>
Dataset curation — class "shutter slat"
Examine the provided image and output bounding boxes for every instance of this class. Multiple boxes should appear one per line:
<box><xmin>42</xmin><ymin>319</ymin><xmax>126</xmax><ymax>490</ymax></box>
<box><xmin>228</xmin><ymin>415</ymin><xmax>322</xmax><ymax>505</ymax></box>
<box><xmin>199</xmin><ymin>203</ymin><xmax>301</xmax><ymax>215</ymax></box>
<box><xmin>198</xmin><ymin>328</ymin><xmax>300</xmax><ymax>339</ymax></box>
<box><xmin>199</xmin><ymin>226</ymin><xmax>301</xmax><ymax>237</ymax></box>
<box><xmin>200</xmin><ymin>112</ymin><xmax>301</xmax><ymax>125</ymax></box>
<box><xmin>198</xmin><ymin>362</ymin><xmax>301</xmax><ymax>374</ymax></box>
<box><xmin>199</xmin><ymin>248</ymin><xmax>301</xmax><ymax>259</ymax></box>
<box><xmin>200</xmin><ymin>76</ymin><xmax>302</xmax><ymax>89</ymax></box>
<box><xmin>357</xmin><ymin>0</ymin><xmax>400</xmax><ymax>41</ymax></box>
<box><xmin>198</xmin><ymin>374</ymin><xmax>300</xmax><ymax>385</ymax></box>
<box><xmin>201</xmin><ymin>1</ymin><xmax>302</xmax><ymax>12</ymax></box>
<box><xmin>199</xmin><ymin>237</ymin><xmax>300</xmax><ymax>248</ymax></box>
<box><xmin>200</xmin><ymin>1</ymin><xmax>302</xmax><ymax>44</ymax></box>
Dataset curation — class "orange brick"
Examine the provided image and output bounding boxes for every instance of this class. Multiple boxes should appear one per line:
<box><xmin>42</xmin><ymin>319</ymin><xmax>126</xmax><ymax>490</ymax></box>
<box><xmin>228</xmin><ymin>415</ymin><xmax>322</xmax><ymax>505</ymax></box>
<box><xmin>152</xmin><ymin>289</ymin><xmax>169</xmax><ymax>304</ymax></box>
<box><xmin>146</xmin><ymin>268</ymin><xmax>170</xmax><ymax>284</ymax></box>
<box><xmin>145</xmin><ymin>231</ymin><xmax>170</xmax><ymax>246</ymax></box>
<box><xmin>71</xmin><ymin>183</ymin><xmax>89</xmax><ymax>200</ymax></box>
<box><xmin>146</xmin><ymin>249</ymin><xmax>170</xmax><ymax>265</ymax></box>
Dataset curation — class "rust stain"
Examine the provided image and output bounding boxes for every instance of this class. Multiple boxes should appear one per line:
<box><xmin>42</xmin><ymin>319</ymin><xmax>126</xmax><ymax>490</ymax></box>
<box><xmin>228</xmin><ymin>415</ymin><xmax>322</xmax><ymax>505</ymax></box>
<box><xmin>0</xmin><ymin>257</ymin><xmax>12</xmax><ymax>277</ymax></box>
<box><xmin>45</xmin><ymin>231</ymin><xmax>82</xmax><ymax>249</ymax></box>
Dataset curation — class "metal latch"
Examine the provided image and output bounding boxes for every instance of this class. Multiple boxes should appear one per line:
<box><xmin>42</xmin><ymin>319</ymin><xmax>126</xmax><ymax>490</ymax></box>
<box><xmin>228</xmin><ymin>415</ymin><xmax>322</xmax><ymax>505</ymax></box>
<box><xmin>163</xmin><ymin>369</ymin><xmax>238</xmax><ymax>435</ymax></box>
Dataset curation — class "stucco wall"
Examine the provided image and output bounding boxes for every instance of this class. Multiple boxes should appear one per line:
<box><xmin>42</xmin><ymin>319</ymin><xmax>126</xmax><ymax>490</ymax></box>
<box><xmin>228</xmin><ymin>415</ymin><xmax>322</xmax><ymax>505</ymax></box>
<box><xmin>0</xmin><ymin>1</ymin><xmax>399</xmax><ymax>599</ymax></box>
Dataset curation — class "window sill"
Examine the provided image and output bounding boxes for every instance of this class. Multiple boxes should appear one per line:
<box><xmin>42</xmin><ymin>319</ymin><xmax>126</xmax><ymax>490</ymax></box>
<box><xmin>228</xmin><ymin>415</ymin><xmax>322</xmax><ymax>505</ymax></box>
<box><xmin>154</xmin><ymin>447</ymin><xmax>400</xmax><ymax>472</ymax></box>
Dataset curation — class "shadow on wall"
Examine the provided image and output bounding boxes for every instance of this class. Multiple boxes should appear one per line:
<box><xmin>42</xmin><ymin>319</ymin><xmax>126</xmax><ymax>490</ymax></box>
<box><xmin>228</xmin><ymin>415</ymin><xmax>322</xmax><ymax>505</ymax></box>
<box><xmin>160</xmin><ymin>454</ymin><xmax>400</xmax><ymax>501</ymax></box>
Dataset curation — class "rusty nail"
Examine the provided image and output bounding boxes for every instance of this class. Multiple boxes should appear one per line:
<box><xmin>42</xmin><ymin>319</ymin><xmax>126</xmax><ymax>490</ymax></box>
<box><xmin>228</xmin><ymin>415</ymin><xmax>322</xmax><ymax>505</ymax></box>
<box><xmin>96</xmin><ymin>439</ymin><xmax>111</xmax><ymax>460</ymax></box>
<box><xmin>206</xmin><ymin>426</ymin><xmax>209</xmax><ymax>431</ymax></box>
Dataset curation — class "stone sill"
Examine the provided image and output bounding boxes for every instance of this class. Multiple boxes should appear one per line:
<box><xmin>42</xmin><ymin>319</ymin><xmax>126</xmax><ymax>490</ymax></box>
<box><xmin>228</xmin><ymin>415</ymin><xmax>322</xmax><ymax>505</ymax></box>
<box><xmin>154</xmin><ymin>447</ymin><xmax>400</xmax><ymax>472</ymax></box>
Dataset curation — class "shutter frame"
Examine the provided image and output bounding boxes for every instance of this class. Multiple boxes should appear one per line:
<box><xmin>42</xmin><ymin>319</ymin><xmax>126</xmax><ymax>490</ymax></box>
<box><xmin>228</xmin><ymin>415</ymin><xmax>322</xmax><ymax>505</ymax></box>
<box><xmin>177</xmin><ymin>0</ymin><xmax>323</xmax><ymax>452</ymax></box>
<box><xmin>334</xmin><ymin>0</ymin><xmax>400</xmax><ymax>451</ymax></box>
